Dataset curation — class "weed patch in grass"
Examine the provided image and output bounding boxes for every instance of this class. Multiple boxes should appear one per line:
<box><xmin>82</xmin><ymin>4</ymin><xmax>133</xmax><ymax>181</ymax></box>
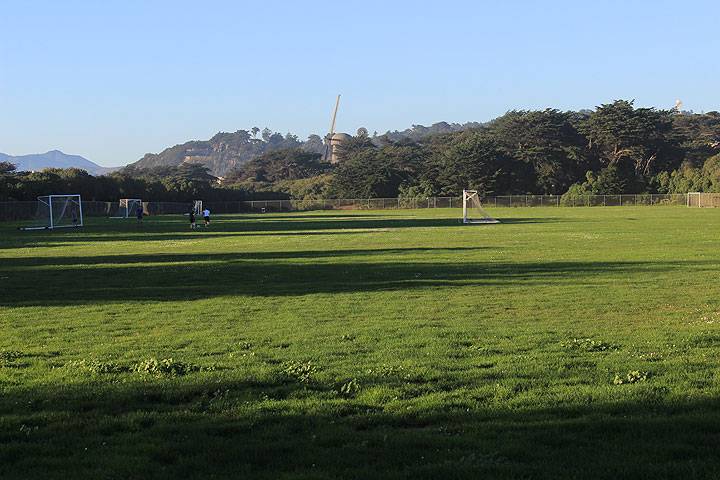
<box><xmin>133</xmin><ymin>358</ymin><xmax>200</xmax><ymax>377</ymax></box>
<box><xmin>562</xmin><ymin>338</ymin><xmax>619</xmax><ymax>352</ymax></box>
<box><xmin>64</xmin><ymin>359</ymin><xmax>129</xmax><ymax>375</ymax></box>
<box><xmin>282</xmin><ymin>360</ymin><xmax>317</xmax><ymax>384</ymax></box>
<box><xmin>613</xmin><ymin>370</ymin><xmax>650</xmax><ymax>385</ymax></box>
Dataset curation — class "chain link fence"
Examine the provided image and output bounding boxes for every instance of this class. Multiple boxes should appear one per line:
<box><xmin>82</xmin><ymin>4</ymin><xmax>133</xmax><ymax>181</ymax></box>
<box><xmin>0</xmin><ymin>194</ymin><xmax>690</xmax><ymax>222</ymax></box>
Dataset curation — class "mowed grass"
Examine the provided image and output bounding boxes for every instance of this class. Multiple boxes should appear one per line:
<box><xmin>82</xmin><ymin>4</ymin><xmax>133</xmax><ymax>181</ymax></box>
<box><xmin>2</xmin><ymin>206</ymin><xmax>720</xmax><ymax>479</ymax></box>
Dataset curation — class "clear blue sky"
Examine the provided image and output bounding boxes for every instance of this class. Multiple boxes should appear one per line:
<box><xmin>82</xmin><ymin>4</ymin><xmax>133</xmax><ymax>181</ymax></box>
<box><xmin>1</xmin><ymin>0</ymin><xmax>718</xmax><ymax>167</ymax></box>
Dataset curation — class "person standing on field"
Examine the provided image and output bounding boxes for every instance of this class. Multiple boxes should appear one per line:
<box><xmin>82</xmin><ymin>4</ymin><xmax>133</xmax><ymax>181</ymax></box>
<box><xmin>189</xmin><ymin>209</ymin><xmax>196</xmax><ymax>229</ymax></box>
<box><xmin>136</xmin><ymin>205</ymin><xmax>144</xmax><ymax>224</ymax></box>
<box><xmin>202</xmin><ymin>207</ymin><xmax>211</xmax><ymax>227</ymax></box>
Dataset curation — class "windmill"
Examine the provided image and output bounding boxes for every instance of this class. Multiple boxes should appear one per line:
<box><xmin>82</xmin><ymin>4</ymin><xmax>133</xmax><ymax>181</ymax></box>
<box><xmin>323</xmin><ymin>95</ymin><xmax>350</xmax><ymax>163</ymax></box>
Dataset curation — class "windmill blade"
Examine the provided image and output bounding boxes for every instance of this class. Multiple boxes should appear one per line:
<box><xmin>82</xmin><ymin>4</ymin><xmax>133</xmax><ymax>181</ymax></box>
<box><xmin>323</xmin><ymin>95</ymin><xmax>341</xmax><ymax>162</ymax></box>
<box><xmin>329</xmin><ymin>95</ymin><xmax>341</xmax><ymax>135</ymax></box>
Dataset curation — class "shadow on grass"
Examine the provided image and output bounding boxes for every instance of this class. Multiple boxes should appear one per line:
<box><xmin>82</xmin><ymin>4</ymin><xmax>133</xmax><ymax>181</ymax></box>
<box><xmin>1</xmin><ymin>377</ymin><xmax>719</xmax><ymax>479</ymax></box>
<box><xmin>1</xmin><ymin>215</ymin><xmax>559</xmax><ymax>249</ymax></box>
<box><xmin>2</xmin><ymin>251</ymin><xmax>717</xmax><ymax>306</ymax></box>
<box><xmin>0</xmin><ymin>247</ymin><xmax>490</xmax><ymax>267</ymax></box>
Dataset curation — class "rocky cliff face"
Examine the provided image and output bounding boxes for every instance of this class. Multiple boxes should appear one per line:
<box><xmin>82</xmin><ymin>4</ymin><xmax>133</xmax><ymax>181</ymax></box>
<box><xmin>128</xmin><ymin>130</ymin><xmax>323</xmax><ymax>176</ymax></box>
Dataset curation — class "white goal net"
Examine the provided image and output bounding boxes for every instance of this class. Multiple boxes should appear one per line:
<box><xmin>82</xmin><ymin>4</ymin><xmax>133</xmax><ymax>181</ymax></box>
<box><xmin>687</xmin><ymin>192</ymin><xmax>720</xmax><ymax>208</ymax></box>
<box><xmin>22</xmin><ymin>195</ymin><xmax>83</xmax><ymax>230</ymax></box>
<box><xmin>193</xmin><ymin>200</ymin><xmax>203</xmax><ymax>215</ymax></box>
<box><xmin>462</xmin><ymin>190</ymin><xmax>499</xmax><ymax>224</ymax></box>
<box><xmin>113</xmin><ymin>198</ymin><xmax>143</xmax><ymax>218</ymax></box>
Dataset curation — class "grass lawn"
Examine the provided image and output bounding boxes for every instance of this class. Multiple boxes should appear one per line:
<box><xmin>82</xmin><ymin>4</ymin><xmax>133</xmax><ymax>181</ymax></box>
<box><xmin>2</xmin><ymin>206</ymin><xmax>720</xmax><ymax>479</ymax></box>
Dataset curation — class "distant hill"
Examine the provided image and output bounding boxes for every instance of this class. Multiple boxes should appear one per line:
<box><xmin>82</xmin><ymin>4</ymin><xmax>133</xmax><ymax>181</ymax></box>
<box><xmin>0</xmin><ymin>150</ymin><xmax>116</xmax><ymax>176</ymax></box>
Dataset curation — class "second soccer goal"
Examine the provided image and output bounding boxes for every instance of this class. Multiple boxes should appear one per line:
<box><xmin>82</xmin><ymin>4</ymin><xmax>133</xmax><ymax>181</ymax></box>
<box><xmin>462</xmin><ymin>190</ymin><xmax>499</xmax><ymax>224</ymax></box>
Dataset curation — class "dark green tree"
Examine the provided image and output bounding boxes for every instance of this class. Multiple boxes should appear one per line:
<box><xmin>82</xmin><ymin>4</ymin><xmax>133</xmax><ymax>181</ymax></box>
<box><xmin>579</xmin><ymin>100</ymin><xmax>681</xmax><ymax>175</ymax></box>
<box><xmin>488</xmin><ymin>109</ymin><xmax>590</xmax><ymax>194</ymax></box>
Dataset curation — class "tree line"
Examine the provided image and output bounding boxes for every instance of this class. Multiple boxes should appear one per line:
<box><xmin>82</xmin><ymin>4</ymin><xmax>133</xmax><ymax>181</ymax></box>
<box><xmin>0</xmin><ymin>163</ymin><xmax>256</xmax><ymax>202</ymax></box>
<box><xmin>225</xmin><ymin>100</ymin><xmax>720</xmax><ymax>200</ymax></box>
<box><xmin>2</xmin><ymin>100</ymin><xmax>719</xmax><ymax>202</ymax></box>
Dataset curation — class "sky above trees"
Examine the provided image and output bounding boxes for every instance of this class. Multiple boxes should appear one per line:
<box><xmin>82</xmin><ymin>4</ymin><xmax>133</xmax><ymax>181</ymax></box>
<box><xmin>1</xmin><ymin>0</ymin><xmax>718</xmax><ymax>167</ymax></box>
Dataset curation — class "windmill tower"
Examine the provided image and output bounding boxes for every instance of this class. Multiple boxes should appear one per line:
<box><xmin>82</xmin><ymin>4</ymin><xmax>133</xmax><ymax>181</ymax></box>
<box><xmin>323</xmin><ymin>95</ymin><xmax>351</xmax><ymax>164</ymax></box>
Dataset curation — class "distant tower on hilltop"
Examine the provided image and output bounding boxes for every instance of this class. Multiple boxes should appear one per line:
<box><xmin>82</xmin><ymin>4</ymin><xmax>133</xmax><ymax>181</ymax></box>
<box><xmin>323</xmin><ymin>95</ymin><xmax>351</xmax><ymax>164</ymax></box>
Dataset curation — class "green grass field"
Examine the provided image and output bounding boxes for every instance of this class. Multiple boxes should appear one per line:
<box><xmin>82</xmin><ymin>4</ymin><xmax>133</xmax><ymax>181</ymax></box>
<box><xmin>2</xmin><ymin>206</ymin><xmax>720</xmax><ymax>479</ymax></box>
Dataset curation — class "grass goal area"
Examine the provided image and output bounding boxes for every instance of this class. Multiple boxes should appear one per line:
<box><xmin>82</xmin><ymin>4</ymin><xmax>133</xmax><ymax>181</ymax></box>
<box><xmin>2</xmin><ymin>206</ymin><xmax>720</xmax><ymax>479</ymax></box>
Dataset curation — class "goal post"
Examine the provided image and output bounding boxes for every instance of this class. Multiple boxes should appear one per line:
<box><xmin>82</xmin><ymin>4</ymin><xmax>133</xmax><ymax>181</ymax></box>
<box><xmin>193</xmin><ymin>200</ymin><xmax>203</xmax><ymax>215</ymax></box>
<box><xmin>20</xmin><ymin>194</ymin><xmax>83</xmax><ymax>230</ymax></box>
<box><xmin>687</xmin><ymin>192</ymin><xmax>720</xmax><ymax>207</ymax></box>
<box><xmin>462</xmin><ymin>190</ymin><xmax>499</xmax><ymax>224</ymax></box>
<box><xmin>112</xmin><ymin>198</ymin><xmax>143</xmax><ymax>218</ymax></box>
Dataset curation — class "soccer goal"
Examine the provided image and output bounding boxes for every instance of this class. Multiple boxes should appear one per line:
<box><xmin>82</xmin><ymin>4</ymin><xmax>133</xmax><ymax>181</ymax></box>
<box><xmin>112</xmin><ymin>198</ymin><xmax>143</xmax><ymax>218</ymax></box>
<box><xmin>462</xmin><ymin>190</ymin><xmax>499</xmax><ymax>224</ymax></box>
<box><xmin>20</xmin><ymin>195</ymin><xmax>83</xmax><ymax>230</ymax></box>
<box><xmin>687</xmin><ymin>192</ymin><xmax>720</xmax><ymax>208</ymax></box>
<box><xmin>193</xmin><ymin>200</ymin><xmax>203</xmax><ymax>215</ymax></box>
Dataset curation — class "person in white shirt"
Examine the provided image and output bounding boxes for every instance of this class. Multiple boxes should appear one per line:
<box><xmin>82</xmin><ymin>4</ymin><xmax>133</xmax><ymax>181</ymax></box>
<box><xmin>202</xmin><ymin>208</ymin><xmax>211</xmax><ymax>227</ymax></box>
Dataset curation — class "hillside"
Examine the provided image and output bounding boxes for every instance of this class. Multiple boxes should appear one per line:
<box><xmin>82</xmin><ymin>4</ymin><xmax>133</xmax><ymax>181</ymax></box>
<box><xmin>127</xmin><ymin>122</ymin><xmax>484</xmax><ymax>177</ymax></box>
<box><xmin>0</xmin><ymin>150</ymin><xmax>115</xmax><ymax>175</ymax></box>
<box><xmin>128</xmin><ymin>130</ymin><xmax>325</xmax><ymax>177</ymax></box>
